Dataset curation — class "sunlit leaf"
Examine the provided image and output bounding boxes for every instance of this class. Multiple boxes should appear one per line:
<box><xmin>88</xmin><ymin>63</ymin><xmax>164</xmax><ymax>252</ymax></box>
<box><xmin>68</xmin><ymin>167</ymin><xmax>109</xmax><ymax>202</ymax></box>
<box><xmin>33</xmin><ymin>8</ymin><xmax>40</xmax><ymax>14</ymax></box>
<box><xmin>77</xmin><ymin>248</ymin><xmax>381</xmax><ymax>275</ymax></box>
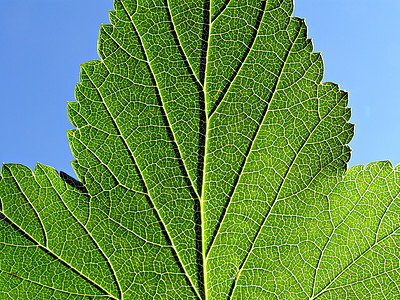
<box><xmin>1</xmin><ymin>0</ymin><xmax>398</xmax><ymax>299</ymax></box>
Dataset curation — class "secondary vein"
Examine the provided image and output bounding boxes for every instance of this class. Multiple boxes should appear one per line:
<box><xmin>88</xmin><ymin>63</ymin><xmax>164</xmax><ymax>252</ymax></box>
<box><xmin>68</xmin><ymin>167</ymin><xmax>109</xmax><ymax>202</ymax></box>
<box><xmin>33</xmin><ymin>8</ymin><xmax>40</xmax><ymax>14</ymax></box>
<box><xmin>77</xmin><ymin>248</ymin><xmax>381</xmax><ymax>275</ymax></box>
<box><xmin>228</xmin><ymin>20</ymin><xmax>327</xmax><ymax>298</ymax></box>
<box><xmin>40</xmin><ymin>165</ymin><xmax>123</xmax><ymax>299</ymax></box>
<box><xmin>311</xmin><ymin>164</ymin><xmax>396</xmax><ymax>298</ymax></box>
<box><xmin>0</xmin><ymin>213</ymin><xmax>115</xmax><ymax>299</ymax></box>
<box><xmin>206</xmin><ymin>5</ymin><xmax>295</xmax><ymax>259</ymax></box>
<box><xmin>4</xmin><ymin>165</ymin><xmax>48</xmax><ymax>248</ymax></box>
<box><xmin>311</xmin><ymin>226</ymin><xmax>400</xmax><ymax>299</ymax></box>
<box><xmin>119</xmin><ymin>1</ymin><xmax>201</xmax><ymax>201</ymax></box>
<box><xmin>83</xmin><ymin>64</ymin><xmax>201</xmax><ymax>299</ymax></box>
<box><xmin>208</xmin><ymin>0</ymin><xmax>267</xmax><ymax>119</ymax></box>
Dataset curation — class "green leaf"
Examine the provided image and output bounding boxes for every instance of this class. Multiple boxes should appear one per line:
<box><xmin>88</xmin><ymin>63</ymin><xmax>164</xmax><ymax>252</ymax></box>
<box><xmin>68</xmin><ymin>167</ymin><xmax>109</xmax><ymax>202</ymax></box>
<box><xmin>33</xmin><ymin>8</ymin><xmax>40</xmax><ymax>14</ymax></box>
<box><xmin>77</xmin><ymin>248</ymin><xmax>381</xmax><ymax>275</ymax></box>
<box><xmin>0</xmin><ymin>163</ymin><xmax>119</xmax><ymax>299</ymax></box>
<box><xmin>1</xmin><ymin>0</ymin><xmax>398</xmax><ymax>299</ymax></box>
<box><xmin>312</xmin><ymin>161</ymin><xmax>400</xmax><ymax>299</ymax></box>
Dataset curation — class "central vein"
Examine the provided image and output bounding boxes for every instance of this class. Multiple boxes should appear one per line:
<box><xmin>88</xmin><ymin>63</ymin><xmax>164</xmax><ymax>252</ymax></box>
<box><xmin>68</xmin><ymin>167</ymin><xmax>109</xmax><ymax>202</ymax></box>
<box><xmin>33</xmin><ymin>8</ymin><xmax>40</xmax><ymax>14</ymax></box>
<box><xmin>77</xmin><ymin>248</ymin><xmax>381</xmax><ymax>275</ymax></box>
<box><xmin>199</xmin><ymin>1</ymin><xmax>211</xmax><ymax>299</ymax></box>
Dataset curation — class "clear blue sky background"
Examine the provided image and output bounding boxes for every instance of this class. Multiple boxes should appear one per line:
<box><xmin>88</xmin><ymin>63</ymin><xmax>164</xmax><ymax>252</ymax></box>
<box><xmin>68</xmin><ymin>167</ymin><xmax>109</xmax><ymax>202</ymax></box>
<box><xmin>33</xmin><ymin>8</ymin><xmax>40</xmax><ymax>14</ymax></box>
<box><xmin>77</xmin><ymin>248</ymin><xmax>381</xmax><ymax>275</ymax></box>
<box><xmin>1</xmin><ymin>1</ymin><xmax>400</xmax><ymax>178</ymax></box>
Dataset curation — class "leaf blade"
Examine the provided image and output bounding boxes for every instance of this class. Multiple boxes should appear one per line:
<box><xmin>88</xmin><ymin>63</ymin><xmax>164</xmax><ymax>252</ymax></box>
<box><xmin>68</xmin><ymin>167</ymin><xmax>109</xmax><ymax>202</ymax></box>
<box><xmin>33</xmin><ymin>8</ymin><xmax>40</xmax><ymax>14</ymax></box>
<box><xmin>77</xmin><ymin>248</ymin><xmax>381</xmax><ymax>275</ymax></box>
<box><xmin>0</xmin><ymin>163</ymin><xmax>119</xmax><ymax>299</ymax></box>
<box><xmin>3</xmin><ymin>0</ymin><xmax>400</xmax><ymax>299</ymax></box>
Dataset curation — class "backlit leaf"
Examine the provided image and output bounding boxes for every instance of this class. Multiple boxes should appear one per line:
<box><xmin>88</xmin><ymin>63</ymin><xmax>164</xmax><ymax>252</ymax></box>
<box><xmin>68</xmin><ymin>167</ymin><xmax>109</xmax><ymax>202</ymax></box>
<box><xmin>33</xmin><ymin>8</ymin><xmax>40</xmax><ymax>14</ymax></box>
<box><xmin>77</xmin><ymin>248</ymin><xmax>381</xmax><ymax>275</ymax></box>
<box><xmin>1</xmin><ymin>0</ymin><xmax>398</xmax><ymax>299</ymax></box>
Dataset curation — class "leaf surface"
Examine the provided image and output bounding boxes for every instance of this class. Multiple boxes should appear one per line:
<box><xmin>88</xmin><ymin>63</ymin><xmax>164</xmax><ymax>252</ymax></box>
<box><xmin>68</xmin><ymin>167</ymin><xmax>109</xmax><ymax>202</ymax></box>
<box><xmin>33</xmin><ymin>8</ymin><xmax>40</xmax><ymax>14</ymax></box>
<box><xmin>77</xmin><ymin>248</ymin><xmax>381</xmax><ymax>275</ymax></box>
<box><xmin>312</xmin><ymin>161</ymin><xmax>400</xmax><ymax>299</ymax></box>
<box><xmin>1</xmin><ymin>0</ymin><xmax>399</xmax><ymax>299</ymax></box>
<box><xmin>0</xmin><ymin>164</ymin><xmax>119</xmax><ymax>299</ymax></box>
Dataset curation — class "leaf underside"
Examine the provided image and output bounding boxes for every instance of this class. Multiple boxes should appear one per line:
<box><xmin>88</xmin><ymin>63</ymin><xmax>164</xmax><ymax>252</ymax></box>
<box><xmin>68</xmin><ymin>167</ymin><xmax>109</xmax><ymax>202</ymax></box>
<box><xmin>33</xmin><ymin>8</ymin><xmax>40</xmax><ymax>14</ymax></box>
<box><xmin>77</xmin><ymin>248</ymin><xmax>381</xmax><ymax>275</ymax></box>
<box><xmin>1</xmin><ymin>0</ymin><xmax>399</xmax><ymax>299</ymax></box>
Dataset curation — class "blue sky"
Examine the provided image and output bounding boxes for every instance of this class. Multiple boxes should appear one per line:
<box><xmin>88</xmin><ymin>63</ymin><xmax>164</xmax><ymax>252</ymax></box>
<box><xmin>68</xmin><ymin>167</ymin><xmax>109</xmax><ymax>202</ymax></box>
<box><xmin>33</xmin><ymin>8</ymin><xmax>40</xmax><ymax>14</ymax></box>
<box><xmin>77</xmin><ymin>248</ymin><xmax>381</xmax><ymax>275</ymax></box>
<box><xmin>1</xmin><ymin>1</ymin><xmax>400</xmax><ymax>178</ymax></box>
